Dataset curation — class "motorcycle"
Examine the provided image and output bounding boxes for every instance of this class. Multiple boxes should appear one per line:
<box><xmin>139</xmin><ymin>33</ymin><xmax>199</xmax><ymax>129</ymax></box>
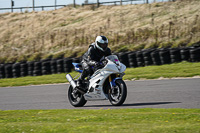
<box><xmin>66</xmin><ymin>55</ymin><xmax>127</xmax><ymax>107</ymax></box>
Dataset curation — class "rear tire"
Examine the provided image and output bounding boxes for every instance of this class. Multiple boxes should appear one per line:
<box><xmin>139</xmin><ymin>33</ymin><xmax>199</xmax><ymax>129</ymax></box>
<box><xmin>108</xmin><ymin>79</ymin><xmax>127</xmax><ymax>106</ymax></box>
<box><xmin>68</xmin><ymin>85</ymin><xmax>87</xmax><ymax>107</ymax></box>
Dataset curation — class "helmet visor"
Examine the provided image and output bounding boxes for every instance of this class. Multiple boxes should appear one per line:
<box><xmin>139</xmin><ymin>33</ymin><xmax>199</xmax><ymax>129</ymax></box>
<box><xmin>98</xmin><ymin>42</ymin><xmax>108</xmax><ymax>50</ymax></box>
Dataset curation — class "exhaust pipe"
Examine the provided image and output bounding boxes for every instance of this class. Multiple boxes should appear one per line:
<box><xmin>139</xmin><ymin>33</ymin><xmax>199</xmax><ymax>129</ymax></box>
<box><xmin>66</xmin><ymin>74</ymin><xmax>77</xmax><ymax>89</ymax></box>
<box><xmin>66</xmin><ymin>74</ymin><xmax>85</xmax><ymax>94</ymax></box>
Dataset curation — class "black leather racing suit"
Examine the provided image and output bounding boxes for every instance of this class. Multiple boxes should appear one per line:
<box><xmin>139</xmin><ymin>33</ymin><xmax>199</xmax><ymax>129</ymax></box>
<box><xmin>78</xmin><ymin>43</ymin><xmax>111</xmax><ymax>81</ymax></box>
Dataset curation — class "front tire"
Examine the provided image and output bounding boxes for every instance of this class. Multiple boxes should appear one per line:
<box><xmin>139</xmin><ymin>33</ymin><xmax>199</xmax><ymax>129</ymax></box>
<box><xmin>108</xmin><ymin>79</ymin><xmax>127</xmax><ymax>106</ymax></box>
<box><xmin>68</xmin><ymin>85</ymin><xmax>87</xmax><ymax>107</ymax></box>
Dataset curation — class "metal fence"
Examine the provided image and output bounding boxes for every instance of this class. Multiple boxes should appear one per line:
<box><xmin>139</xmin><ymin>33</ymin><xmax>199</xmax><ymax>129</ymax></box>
<box><xmin>0</xmin><ymin>0</ymin><xmax>70</xmax><ymax>13</ymax></box>
<box><xmin>82</xmin><ymin>0</ymin><xmax>145</xmax><ymax>7</ymax></box>
<box><xmin>0</xmin><ymin>0</ymin><xmax>174</xmax><ymax>13</ymax></box>
<box><xmin>0</xmin><ymin>5</ymin><xmax>67</xmax><ymax>13</ymax></box>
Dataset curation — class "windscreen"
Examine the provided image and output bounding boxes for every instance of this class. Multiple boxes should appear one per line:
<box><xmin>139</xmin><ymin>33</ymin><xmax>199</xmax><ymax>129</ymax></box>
<box><xmin>105</xmin><ymin>55</ymin><xmax>119</xmax><ymax>62</ymax></box>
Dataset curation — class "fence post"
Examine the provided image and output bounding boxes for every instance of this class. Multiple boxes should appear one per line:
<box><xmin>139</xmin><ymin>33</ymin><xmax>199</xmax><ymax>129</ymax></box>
<box><xmin>146</xmin><ymin>0</ymin><xmax>149</xmax><ymax>4</ymax></box>
<box><xmin>97</xmin><ymin>0</ymin><xmax>99</xmax><ymax>8</ymax></box>
<box><xmin>120</xmin><ymin>0</ymin><xmax>122</xmax><ymax>5</ymax></box>
<box><xmin>55</xmin><ymin>0</ymin><xmax>57</xmax><ymax>10</ymax></box>
<box><xmin>11</xmin><ymin>0</ymin><xmax>14</xmax><ymax>12</ymax></box>
<box><xmin>32</xmin><ymin>0</ymin><xmax>35</xmax><ymax>11</ymax></box>
<box><xmin>73</xmin><ymin>0</ymin><xmax>76</xmax><ymax>8</ymax></box>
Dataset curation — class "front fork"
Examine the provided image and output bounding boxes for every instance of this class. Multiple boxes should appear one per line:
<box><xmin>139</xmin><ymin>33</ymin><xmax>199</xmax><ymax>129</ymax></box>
<box><xmin>109</xmin><ymin>74</ymin><xmax>122</xmax><ymax>91</ymax></box>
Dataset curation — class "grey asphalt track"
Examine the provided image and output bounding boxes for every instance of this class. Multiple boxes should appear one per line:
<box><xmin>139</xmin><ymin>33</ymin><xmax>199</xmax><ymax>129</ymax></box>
<box><xmin>0</xmin><ymin>78</ymin><xmax>200</xmax><ymax>110</ymax></box>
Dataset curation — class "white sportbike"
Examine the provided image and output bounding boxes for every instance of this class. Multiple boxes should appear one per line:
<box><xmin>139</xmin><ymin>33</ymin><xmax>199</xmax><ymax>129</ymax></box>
<box><xmin>66</xmin><ymin>55</ymin><xmax>127</xmax><ymax>107</ymax></box>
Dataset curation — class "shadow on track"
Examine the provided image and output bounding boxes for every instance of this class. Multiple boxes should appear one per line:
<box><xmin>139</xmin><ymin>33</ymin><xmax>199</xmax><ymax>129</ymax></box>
<box><xmin>84</xmin><ymin>102</ymin><xmax>181</xmax><ymax>108</ymax></box>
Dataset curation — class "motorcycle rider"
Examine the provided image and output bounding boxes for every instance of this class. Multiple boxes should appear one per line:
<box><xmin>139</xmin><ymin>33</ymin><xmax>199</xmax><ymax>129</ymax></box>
<box><xmin>77</xmin><ymin>35</ymin><xmax>111</xmax><ymax>88</ymax></box>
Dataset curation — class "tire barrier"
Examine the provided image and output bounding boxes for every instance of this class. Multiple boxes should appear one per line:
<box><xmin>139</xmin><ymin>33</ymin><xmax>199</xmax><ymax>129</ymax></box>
<box><xmin>170</xmin><ymin>48</ymin><xmax>181</xmax><ymax>63</ymax></box>
<box><xmin>136</xmin><ymin>51</ymin><xmax>144</xmax><ymax>67</ymax></box>
<box><xmin>57</xmin><ymin>59</ymin><xmax>64</xmax><ymax>73</ymax></box>
<box><xmin>159</xmin><ymin>48</ymin><xmax>171</xmax><ymax>65</ymax></box>
<box><xmin>128</xmin><ymin>52</ymin><xmax>138</xmax><ymax>68</ymax></box>
<box><xmin>20</xmin><ymin>63</ymin><xmax>28</xmax><ymax>77</ymax></box>
<box><xmin>28</xmin><ymin>61</ymin><xmax>35</xmax><ymax>76</ymax></box>
<box><xmin>12</xmin><ymin>63</ymin><xmax>21</xmax><ymax>78</ymax></box>
<box><xmin>0</xmin><ymin>46</ymin><xmax>200</xmax><ymax>79</ymax></box>
<box><xmin>42</xmin><ymin>61</ymin><xmax>51</xmax><ymax>75</ymax></box>
<box><xmin>51</xmin><ymin>59</ymin><xmax>57</xmax><ymax>74</ymax></box>
<box><xmin>64</xmin><ymin>58</ymin><xmax>73</xmax><ymax>73</ymax></box>
<box><xmin>150</xmin><ymin>50</ymin><xmax>161</xmax><ymax>65</ymax></box>
<box><xmin>118</xmin><ymin>52</ymin><xmax>130</xmax><ymax>67</ymax></box>
<box><xmin>180</xmin><ymin>48</ymin><xmax>190</xmax><ymax>61</ymax></box>
<box><xmin>5</xmin><ymin>64</ymin><xmax>13</xmax><ymax>78</ymax></box>
<box><xmin>189</xmin><ymin>47</ymin><xmax>200</xmax><ymax>62</ymax></box>
<box><xmin>33</xmin><ymin>62</ymin><xmax>42</xmax><ymax>76</ymax></box>
<box><xmin>72</xmin><ymin>58</ymin><xmax>81</xmax><ymax>63</ymax></box>
<box><xmin>0</xmin><ymin>64</ymin><xmax>5</xmax><ymax>79</ymax></box>
<box><xmin>143</xmin><ymin>49</ymin><xmax>154</xmax><ymax>66</ymax></box>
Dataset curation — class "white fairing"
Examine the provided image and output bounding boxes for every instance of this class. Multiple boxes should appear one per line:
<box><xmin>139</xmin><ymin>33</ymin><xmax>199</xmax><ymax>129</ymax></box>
<box><xmin>84</xmin><ymin>55</ymin><xmax>126</xmax><ymax>101</ymax></box>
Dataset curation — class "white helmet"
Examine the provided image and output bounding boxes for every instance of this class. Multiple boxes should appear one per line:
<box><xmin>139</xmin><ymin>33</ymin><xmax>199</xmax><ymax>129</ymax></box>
<box><xmin>95</xmin><ymin>36</ymin><xmax>108</xmax><ymax>52</ymax></box>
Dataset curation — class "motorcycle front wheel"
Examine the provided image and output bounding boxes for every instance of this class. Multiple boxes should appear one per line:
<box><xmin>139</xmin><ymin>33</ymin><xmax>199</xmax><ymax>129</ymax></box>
<box><xmin>68</xmin><ymin>85</ymin><xmax>87</xmax><ymax>107</ymax></box>
<box><xmin>108</xmin><ymin>79</ymin><xmax>127</xmax><ymax>106</ymax></box>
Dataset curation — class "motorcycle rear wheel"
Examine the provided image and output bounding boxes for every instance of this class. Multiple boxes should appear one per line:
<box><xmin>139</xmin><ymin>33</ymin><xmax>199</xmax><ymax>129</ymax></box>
<box><xmin>108</xmin><ymin>79</ymin><xmax>127</xmax><ymax>106</ymax></box>
<box><xmin>68</xmin><ymin>85</ymin><xmax>87</xmax><ymax>107</ymax></box>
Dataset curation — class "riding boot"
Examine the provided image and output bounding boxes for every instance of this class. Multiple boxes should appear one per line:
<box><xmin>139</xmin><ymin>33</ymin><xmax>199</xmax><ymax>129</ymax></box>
<box><xmin>77</xmin><ymin>69</ymin><xmax>88</xmax><ymax>88</ymax></box>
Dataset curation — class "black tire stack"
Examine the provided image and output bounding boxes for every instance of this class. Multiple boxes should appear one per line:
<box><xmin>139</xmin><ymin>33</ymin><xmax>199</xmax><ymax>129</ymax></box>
<box><xmin>180</xmin><ymin>48</ymin><xmax>190</xmax><ymax>61</ymax></box>
<box><xmin>170</xmin><ymin>48</ymin><xmax>181</xmax><ymax>63</ymax></box>
<box><xmin>136</xmin><ymin>51</ymin><xmax>144</xmax><ymax>67</ymax></box>
<box><xmin>128</xmin><ymin>52</ymin><xmax>137</xmax><ymax>68</ymax></box>
<box><xmin>33</xmin><ymin>62</ymin><xmax>42</xmax><ymax>76</ymax></box>
<box><xmin>64</xmin><ymin>58</ymin><xmax>73</xmax><ymax>73</ymax></box>
<box><xmin>51</xmin><ymin>59</ymin><xmax>57</xmax><ymax>74</ymax></box>
<box><xmin>159</xmin><ymin>48</ymin><xmax>171</xmax><ymax>65</ymax></box>
<box><xmin>27</xmin><ymin>61</ymin><xmax>35</xmax><ymax>76</ymax></box>
<box><xmin>20</xmin><ymin>63</ymin><xmax>28</xmax><ymax>77</ymax></box>
<box><xmin>41</xmin><ymin>60</ymin><xmax>51</xmax><ymax>75</ymax></box>
<box><xmin>1</xmin><ymin>46</ymin><xmax>200</xmax><ymax>79</ymax></box>
<box><xmin>12</xmin><ymin>63</ymin><xmax>21</xmax><ymax>78</ymax></box>
<box><xmin>151</xmin><ymin>50</ymin><xmax>161</xmax><ymax>65</ymax></box>
<box><xmin>5</xmin><ymin>64</ymin><xmax>13</xmax><ymax>78</ymax></box>
<box><xmin>57</xmin><ymin>59</ymin><xmax>64</xmax><ymax>73</ymax></box>
<box><xmin>118</xmin><ymin>52</ymin><xmax>130</xmax><ymax>68</ymax></box>
<box><xmin>72</xmin><ymin>58</ymin><xmax>81</xmax><ymax>63</ymax></box>
<box><xmin>143</xmin><ymin>49</ymin><xmax>154</xmax><ymax>66</ymax></box>
<box><xmin>0</xmin><ymin>64</ymin><xmax>5</xmax><ymax>79</ymax></box>
<box><xmin>189</xmin><ymin>47</ymin><xmax>200</xmax><ymax>62</ymax></box>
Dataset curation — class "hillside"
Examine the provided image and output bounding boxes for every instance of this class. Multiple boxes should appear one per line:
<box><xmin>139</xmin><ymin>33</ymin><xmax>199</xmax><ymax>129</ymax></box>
<box><xmin>0</xmin><ymin>0</ymin><xmax>199</xmax><ymax>63</ymax></box>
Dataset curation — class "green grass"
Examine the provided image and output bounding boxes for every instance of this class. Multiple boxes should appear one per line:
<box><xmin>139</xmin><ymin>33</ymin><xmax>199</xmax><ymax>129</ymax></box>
<box><xmin>0</xmin><ymin>61</ymin><xmax>200</xmax><ymax>87</ymax></box>
<box><xmin>125</xmin><ymin>61</ymin><xmax>200</xmax><ymax>80</ymax></box>
<box><xmin>0</xmin><ymin>108</ymin><xmax>199</xmax><ymax>133</ymax></box>
<box><xmin>0</xmin><ymin>62</ymin><xmax>200</xmax><ymax>133</ymax></box>
<box><xmin>0</xmin><ymin>71</ymin><xmax>78</xmax><ymax>87</ymax></box>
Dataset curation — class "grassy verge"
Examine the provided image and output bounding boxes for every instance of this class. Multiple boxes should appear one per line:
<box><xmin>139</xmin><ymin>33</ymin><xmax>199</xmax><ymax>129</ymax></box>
<box><xmin>125</xmin><ymin>61</ymin><xmax>200</xmax><ymax>80</ymax></box>
<box><xmin>0</xmin><ymin>108</ymin><xmax>199</xmax><ymax>133</ymax></box>
<box><xmin>0</xmin><ymin>61</ymin><xmax>200</xmax><ymax>87</ymax></box>
<box><xmin>0</xmin><ymin>72</ymin><xmax>77</xmax><ymax>87</ymax></box>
